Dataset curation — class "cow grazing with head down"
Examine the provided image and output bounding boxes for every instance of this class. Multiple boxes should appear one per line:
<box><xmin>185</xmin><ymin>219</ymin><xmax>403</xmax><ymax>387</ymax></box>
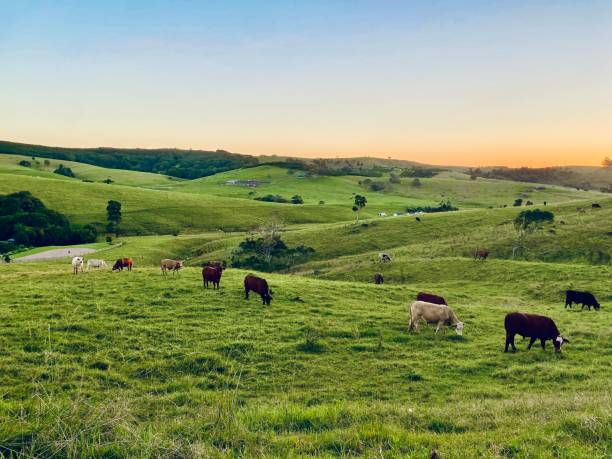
<box><xmin>474</xmin><ymin>249</ymin><xmax>489</xmax><ymax>260</ymax></box>
<box><xmin>87</xmin><ymin>259</ymin><xmax>107</xmax><ymax>270</ymax></box>
<box><xmin>244</xmin><ymin>274</ymin><xmax>272</xmax><ymax>305</ymax></box>
<box><xmin>565</xmin><ymin>290</ymin><xmax>600</xmax><ymax>310</ymax></box>
<box><xmin>112</xmin><ymin>258</ymin><xmax>133</xmax><ymax>271</ymax></box>
<box><xmin>374</xmin><ymin>273</ymin><xmax>384</xmax><ymax>284</ymax></box>
<box><xmin>379</xmin><ymin>252</ymin><xmax>392</xmax><ymax>263</ymax></box>
<box><xmin>203</xmin><ymin>265</ymin><xmax>223</xmax><ymax>289</ymax></box>
<box><xmin>71</xmin><ymin>256</ymin><xmax>84</xmax><ymax>274</ymax></box>
<box><xmin>408</xmin><ymin>301</ymin><xmax>464</xmax><ymax>335</ymax></box>
<box><xmin>592</xmin><ymin>203</ymin><xmax>601</xmax><ymax>209</ymax></box>
<box><xmin>161</xmin><ymin>259</ymin><xmax>183</xmax><ymax>275</ymax></box>
<box><xmin>417</xmin><ymin>292</ymin><xmax>448</xmax><ymax>306</ymax></box>
<box><xmin>504</xmin><ymin>312</ymin><xmax>568</xmax><ymax>352</ymax></box>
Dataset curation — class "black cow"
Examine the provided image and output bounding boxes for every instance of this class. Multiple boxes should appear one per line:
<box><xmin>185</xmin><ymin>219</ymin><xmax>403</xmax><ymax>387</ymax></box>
<box><xmin>504</xmin><ymin>312</ymin><xmax>569</xmax><ymax>353</ymax></box>
<box><xmin>374</xmin><ymin>273</ymin><xmax>384</xmax><ymax>284</ymax></box>
<box><xmin>565</xmin><ymin>290</ymin><xmax>600</xmax><ymax>310</ymax></box>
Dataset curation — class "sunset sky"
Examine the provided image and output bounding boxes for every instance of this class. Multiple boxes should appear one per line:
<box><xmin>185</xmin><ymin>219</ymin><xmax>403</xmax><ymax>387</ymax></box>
<box><xmin>2</xmin><ymin>1</ymin><xmax>611</xmax><ymax>167</ymax></box>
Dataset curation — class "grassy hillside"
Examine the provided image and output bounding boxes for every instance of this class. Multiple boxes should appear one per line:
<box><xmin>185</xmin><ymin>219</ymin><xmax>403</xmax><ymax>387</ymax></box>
<box><xmin>0</xmin><ymin>154</ymin><xmax>177</xmax><ymax>187</ymax></box>
<box><xmin>0</xmin><ymin>263</ymin><xmax>609</xmax><ymax>457</ymax></box>
<box><xmin>0</xmin><ymin>174</ymin><xmax>357</xmax><ymax>235</ymax></box>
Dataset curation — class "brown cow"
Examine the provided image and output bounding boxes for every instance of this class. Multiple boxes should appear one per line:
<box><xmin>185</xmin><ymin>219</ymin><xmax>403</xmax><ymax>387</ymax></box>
<box><xmin>504</xmin><ymin>312</ymin><xmax>569</xmax><ymax>353</ymax></box>
<box><xmin>417</xmin><ymin>292</ymin><xmax>447</xmax><ymax>306</ymax></box>
<box><xmin>244</xmin><ymin>274</ymin><xmax>272</xmax><ymax>305</ymax></box>
<box><xmin>161</xmin><ymin>258</ymin><xmax>183</xmax><ymax>275</ymax></box>
<box><xmin>474</xmin><ymin>249</ymin><xmax>489</xmax><ymax>260</ymax></box>
<box><xmin>202</xmin><ymin>265</ymin><xmax>223</xmax><ymax>289</ymax></box>
<box><xmin>112</xmin><ymin>258</ymin><xmax>133</xmax><ymax>271</ymax></box>
<box><xmin>374</xmin><ymin>273</ymin><xmax>384</xmax><ymax>284</ymax></box>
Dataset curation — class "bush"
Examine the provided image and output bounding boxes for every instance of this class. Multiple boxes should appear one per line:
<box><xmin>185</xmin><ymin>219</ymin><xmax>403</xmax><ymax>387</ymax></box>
<box><xmin>291</xmin><ymin>195</ymin><xmax>304</xmax><ymax>204</ymax></box>
<box><xmin>231</xmin><ymin>234</ymin><xmax>315</xmax><ymax>271</ymax></box>
<box><xmin>513</xmin><ymin>198</ymin><xmax>523</xmax><ymax>206</ymax></box>
<box><xmin>411</xmin><ymin>178</ymin><xmax>422</xmax><ymax>187</ymax></box>
<box><xmin>18</xmin><ymin>160</ymin><xmax>31</xmax><ymax>167</ymax></box>
<box><xmin>388</xmin><ymin>173</ymin><xmax>401</xmax><ymax>184</ymax></box>
<box><xmin>53</xmin><ymin>164</ymin><xmax>75</xmax><ymax>178</ymax></box>
<box><xmin>254</xmin><ymin>194</ymin><xmax>289</xmax><ymax>203</ymax></box>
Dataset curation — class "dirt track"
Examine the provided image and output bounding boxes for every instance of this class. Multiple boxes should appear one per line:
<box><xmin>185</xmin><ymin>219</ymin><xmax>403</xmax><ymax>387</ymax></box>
<box><xmin>14</xmin><ymin>248</ymin><xmax>97</xmax><ymax>262</ymax></box>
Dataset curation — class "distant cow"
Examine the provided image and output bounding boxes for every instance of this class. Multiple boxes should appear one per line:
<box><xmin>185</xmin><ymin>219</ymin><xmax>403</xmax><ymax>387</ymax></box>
<box><xmin>415</xmin><ymin>217</ymin><xmax>421</xmax><ymax>222</ymax></box>
<box><xmin>203</xmin><ymin>265</ymin><xmax>223</xmax><ymax>289</ymax></box>
<box><xmin>71</xmin><ymin>256</ymin><xmax>84</xmax><ymax>274</ymax></box>
<box><xmin>417</xmin><ymin>292</ymin><xmax>448</xmax><ymax>306</ymax></box>
<box><xmin>504</xmin><ymin>312</ymin><xmax>569</xmax><ymax>352</ymax></box>
<box><xmin>592</xmin><ymin>203</ymin><xmax>601</xmax><ymax>209</ymax></box>
<box><xmin>112</xmin><ymin>258</ymin><xmax>133</xmax><ymax>271</ymax></box>
<box><xmin>86</xmin><ymin>259</ymin><xmax>107</xmax><ymax>270</ymax></box>
<box><xmin>244</xmin><ymin>274</ymin><xmax>272</xmax><ymax>305</ymax></box>
<box><xmin>408</xmin><ymin>301</ymin><xmax>464</xmax><ymax>335</ymax></box>
<box><xmin>577</xmin><ymin>207</ymin><xmax>586</xmax><ymax>214</ymax></box>
<box><xmin>161</xmin><ymin>258</ymin><xmax>183</xmax><ymax>275</ymax></box>
<box><xmin>474</xmin><ymin>249</ymin><xmax>489</xmax><ymax>260</ymax></box>
<box><xmin>374</xmin><ymin>273</ymin><xmax>384</xmax><ymax>284</ymax></box>
<box><xmin>565</xmin><ymin>290</ymin><xmax>600</xmax><ymax>310</ymax></box>
<box><xmin>379</xmin><ymin>252</ymin><xmax>392</xmax><ymax>263</ymax></box>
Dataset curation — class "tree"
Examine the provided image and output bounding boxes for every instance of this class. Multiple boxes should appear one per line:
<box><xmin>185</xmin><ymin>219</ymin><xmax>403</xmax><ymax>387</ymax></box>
<box><xmin>411</xmin><ymin>178</ymin><xmax>422</xmax><ymax>187</ymax></box>
<box><xmin>53</xmin><ymin>164</ymin><xmax>75</xmax><ymax>177</ymax></box>
<box><xmin>106</xmin><ymin>200</ymin><xmax>122</xmax><ymax>235</ymax></box>
<box><xmin>512</xmin><ymin>209</ymin><xmax>554</xmax><ymax>259</ymax></box>
<box><xmin>353</xmin><ymin>195</ymin><xmax>367</xmax><ymax>222</ymax></box>
<box><xmin>291</xmin><ymin>195</ymin><xmax>304</xmax><ymax>204</ymax></box>
<box><xmin>389</xmin><ymin>173</ymin><xmax>401</xmax><ymax>184</ymax></box>
<box><xmin>513</xmin><ymin>198</ymin><xmax>523</xmax><ymax>207</ymax></box>
<box><xmin>18</xmin><ymin>160</ymin><xmax>31</xmax><ymax>167</ymax></box>
<box><xmin>603</xmin><ymin>157</ymin><xmax>612</xmax><ymax>168</ymax></box>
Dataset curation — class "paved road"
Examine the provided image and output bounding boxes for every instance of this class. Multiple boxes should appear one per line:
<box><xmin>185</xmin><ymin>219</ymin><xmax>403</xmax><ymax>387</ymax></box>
<box><xmin>14</xmin><ymin>248</ymin><xmax>98</xmax><ymax>262</ymax></box>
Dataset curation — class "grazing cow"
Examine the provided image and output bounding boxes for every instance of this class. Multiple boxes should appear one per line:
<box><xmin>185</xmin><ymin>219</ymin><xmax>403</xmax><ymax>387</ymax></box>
<box><xmin>112</xmin><ymin>258</ymin><xmax>133</xmax><ymax>271</ymax></box>
<box><xmin>71</xmin><ymin>256</ymin><xmax>84</xmax><ymax>274</ymax></box>
<box><xmin>592</xmin><ymin>203</ymin><xmax>601</xmax><ymax>209</ymax></box>
<box><xmin>504</xmin><ymin>312</ymin><xmax>568</xmax><ymax>352</ymax></box>
<box><xmin>161</xmin><ymin>258</ymin><xmax>183</xmax><ymax>275</ymax></box>
<box><xmin>474</xmin><ymin>249</ymin><xmax>489</xmax><ymax>260</ymax></box>
<box><xmin>379</xmin><ymin>252</ymin><xmax>392</xmax><ymax>263</ymax></box>
<box><xmin>374</xmin><ymin>273</ymin><xmax>384</xmax><ymax>284</ymax></box>
<box><xmin>559</xmin><ymin>220</ymin><xmax>566</xmax><ymax>225</ymax></box>
<box><xmin>415</xmin><ymin>217</ymin><xmax>421</xmax><ymax>222</ymax></box>
<box><xmin>408</xmin><ymin>301</ymin><xmax>464</xmax><ymax>335</ymax></box>
<box><xmin>417</xmin><ymin>292</ymin><xmax>448</xmax><ymax>306</ymax></box>
<box><xmin>244</xmin><ymin>274</ymin><xmax>272</xmax><ymax>305</ymax></box>
<box><xmin>565</xmin><ymin>290</ymin><xmax>600</xmax><ymax>310</ymax></box>
<box><xmin>576</xmin><ymin>207</ymin><xmax>586</xmax><ymax>214</ymax></box>
<box><xmin>203</xmin><ymin>265</ymin><xmax>223</xmax><ymax>289</ymax></box>
<box><xmin>86</xmin><ymin>259</ymin><xmax>107</xmax><ymax>270</ymax></box>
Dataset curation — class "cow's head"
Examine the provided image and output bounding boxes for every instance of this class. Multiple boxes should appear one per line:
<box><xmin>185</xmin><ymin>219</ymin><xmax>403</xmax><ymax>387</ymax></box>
<box><xmin>554</xmin><ymin>335</ymin><xmax>569</xmax><ymax>352</ymax></box>
<box><xmin>455</xmin><ymin>322</ymin><xmax>464</xmax><ymax>335</ymax></box>
<box><xmin>594</xmin><ymin>302</ymin><xmax>601</xmax><ymax>311</ymax></box>
<box><xmin>264</xmin><ymin>292</ymin><xmax>272</xmax><ymax>305</ymax></box>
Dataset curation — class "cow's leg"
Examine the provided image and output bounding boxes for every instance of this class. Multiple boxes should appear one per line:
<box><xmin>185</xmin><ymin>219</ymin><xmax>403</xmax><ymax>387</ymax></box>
<box><xmin>245</xmin><ymin>288</ymin><xmax>249</xmax><ymax>300</ymax></box>
<box><xmin>505</xmin><ymin>334</ymin><xmax>512</xmax><ymax>352</ymax></box>
<box><xmin>527</xmin><ymin>337</ymin><xmax>536</xmax><ymax>350</ymax></box>
<box><xmin>435</xmin><ymin>320</ymin><xmax>444</xmax><ymax>334</ymax></box>
<box><xmin>540</xmin><ymin>339</ymin><xmax>546</xmax><ymax>350</ymax></box>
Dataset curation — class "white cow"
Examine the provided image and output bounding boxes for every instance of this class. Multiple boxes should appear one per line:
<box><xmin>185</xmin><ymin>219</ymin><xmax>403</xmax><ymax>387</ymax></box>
<box><xmin>408</xmin><ymin>301</ymin><xmax>464</xmax><ymax>335</ymax></box>
<box><xmin>87</xmin><ymin>259</ymin><xmax>107</xmax><ymax>270</ymax></box>
<box><xmin>71</xmin><ymin>256</ymin><xmax>84</xmax><ymax>274</ymax></box>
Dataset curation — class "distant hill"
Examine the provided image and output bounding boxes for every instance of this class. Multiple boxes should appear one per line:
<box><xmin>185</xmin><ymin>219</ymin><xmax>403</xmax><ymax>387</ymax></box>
<box><xmin>0</xmin><ymin>140</ymin><xmax>259</xmax><ymax>179</ymax></box>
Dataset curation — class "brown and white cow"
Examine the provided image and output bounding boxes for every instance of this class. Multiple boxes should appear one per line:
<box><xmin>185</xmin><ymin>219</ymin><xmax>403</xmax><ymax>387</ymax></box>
<box><xmin>161</xmin><ymin>259</ymin><xmax>183</xmax><ymax>275</ymax></box>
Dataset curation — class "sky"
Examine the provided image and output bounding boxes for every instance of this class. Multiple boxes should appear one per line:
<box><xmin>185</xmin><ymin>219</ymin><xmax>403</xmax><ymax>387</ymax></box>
<box><xmin>1</xmin><ymin>1</ymin><xmax>611</xmax><ymax>167</ymax></box>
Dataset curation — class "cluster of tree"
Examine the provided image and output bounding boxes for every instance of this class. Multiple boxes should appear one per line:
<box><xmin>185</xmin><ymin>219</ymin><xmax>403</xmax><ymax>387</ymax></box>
<box><xmin>230</xmin><ymin>222</ymin><xmax>314</xmax><ymax>271</ymax></box>
<box><xmin>53</xmin><ymin>164</ymin><xmax>75</xmax><ymax>177</ymax></box>
<box><xmin>0</xmin><ymin>141</ymin><xmax>258</xmax><ymax>179</ymax></box>
<box><xmin>399</xmin><ymin>167</ymin><xmax>441</xmax><ymax>178</ymax></box>
<box><xmin>274</xmin><ymin>158</ymin><xmax>389</xmax><ymax>177</ymax></box>
<box><xmin>405</xmin><ymin>199</ymin><xmax>458</xmax><ymax>214</ymax></box>
<box><xmin>512</xmin><ymin>209</ymin><xmax>554</xmax><ymax>259</ymax></box>
<box><xmin>254</xmin><ymin>194</ymin><xmax>303</xmax><ymax>204</ymax></box>
<box><xmin>0</xmin><ymin>191</ymin><xmax>97</xmax><ymax>248</ymax></box>
<box><xmin>359</xmin><ymin>179</ymin><xmax>389</xmax><ymax>192</ymax></box>
<box><xmin>467</xmin><ymin>167</ymin><xmax>582</xmax><ymax>188</ymax></box>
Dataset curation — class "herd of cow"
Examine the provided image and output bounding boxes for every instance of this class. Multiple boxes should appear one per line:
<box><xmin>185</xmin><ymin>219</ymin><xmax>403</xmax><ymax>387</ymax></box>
<box><xmin>70</xmin><ymin>255</ymin><xmax>603</xmax><ymax>353</ymax></box>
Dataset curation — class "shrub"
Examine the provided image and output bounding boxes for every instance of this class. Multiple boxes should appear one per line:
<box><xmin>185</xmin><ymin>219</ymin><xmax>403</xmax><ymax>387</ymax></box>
<box><xmin>291</xmin><ymin>195</ymin><xmax>304</xmax><ymax>204</ymax></box>
<box><xmin>53</xmin><ymin>164</ymin><xmax>75</xmax><ymax>178</ymax></box>
<box><xmin>254</xmin><ymin>194</ymin><xmax>289</xmax><ymax>203</ymax></box>
<box><xmin>18</xmin><ymin>160</ymin><xmax>31</xmax><ymax>167</ymax></box>
<box><xmin>513</xmin><ymin>198</ymin><xmax>523</xmax><ymax>206</ymax></box>
<box><xmin>411</xmin><ymin>178</ymin><xmax>422</xmax><ymax>187</ymax></box>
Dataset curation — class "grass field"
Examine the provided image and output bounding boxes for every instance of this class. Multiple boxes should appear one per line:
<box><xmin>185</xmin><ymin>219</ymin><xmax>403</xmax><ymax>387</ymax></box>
<box><xmin>1</xmin><ymin>156</ymin><xmax>611</xmax><ymax>457</ymax></box>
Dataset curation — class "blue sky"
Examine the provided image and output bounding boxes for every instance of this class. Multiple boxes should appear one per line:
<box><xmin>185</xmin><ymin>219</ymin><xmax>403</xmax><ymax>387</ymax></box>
<box><xmin>1</xmin><ymin>1</ymin><xmax>611</xmax><ymax>166</ymax></box>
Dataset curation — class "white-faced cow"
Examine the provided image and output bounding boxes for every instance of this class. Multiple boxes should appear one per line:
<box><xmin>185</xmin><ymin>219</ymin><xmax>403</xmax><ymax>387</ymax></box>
<box><xmin>71</xmin><ymin>256</ymin><xmax>84</xmax><ymax>274</ymax></box>
<box><xmin>379</xmin><ymin>252</ymin><xmax>392</xmax><ymax>263</ymax></box>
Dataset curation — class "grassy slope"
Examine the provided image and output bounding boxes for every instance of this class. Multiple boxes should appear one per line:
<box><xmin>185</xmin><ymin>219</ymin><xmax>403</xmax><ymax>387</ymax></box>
<box><xmin>0</xmin><ymin>263</ymin><xmax>609</xmax><ymax>457</ymax></box>
<box><xmin>0</xmin><ymin>153</ymin><xmax>177</xmax><ymax>187</ymax></box>
<box><xmin>0</xmin><ymin>174</ymin><xmax>356</xmax><ymax>235</ymax></box>
<box><xmin>165</xmin><ymin>165</ymin><xmax>605</xmax><ymax>210</ymax></box>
